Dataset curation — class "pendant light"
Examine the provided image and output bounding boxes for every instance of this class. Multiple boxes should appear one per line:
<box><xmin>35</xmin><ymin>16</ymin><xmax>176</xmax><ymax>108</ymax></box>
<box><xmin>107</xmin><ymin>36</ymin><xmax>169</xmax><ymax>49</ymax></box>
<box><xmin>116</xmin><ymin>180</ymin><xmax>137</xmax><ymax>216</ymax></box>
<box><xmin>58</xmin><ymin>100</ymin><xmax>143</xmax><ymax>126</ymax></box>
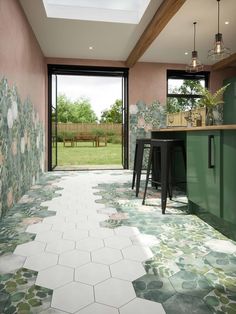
<box><xmin>186</xmin><ymin>22</ymin><xmax>203</xmax><ymax>73</ymax></box>
<box><xmin>208</xmin><ymin>0</ymin><xmax>231</xmax><ymax>60</ymax></box>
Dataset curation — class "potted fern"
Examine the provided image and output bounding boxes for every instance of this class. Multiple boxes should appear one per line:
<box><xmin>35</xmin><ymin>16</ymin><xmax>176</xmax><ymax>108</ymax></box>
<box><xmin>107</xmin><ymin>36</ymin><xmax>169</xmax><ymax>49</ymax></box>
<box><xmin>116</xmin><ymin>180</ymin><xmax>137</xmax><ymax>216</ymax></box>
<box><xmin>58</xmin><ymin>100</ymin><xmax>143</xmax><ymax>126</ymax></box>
<box><xmin>199</xmin><ymin>84</ymin><xmax>230</xmax><ymax>125</ymax></box>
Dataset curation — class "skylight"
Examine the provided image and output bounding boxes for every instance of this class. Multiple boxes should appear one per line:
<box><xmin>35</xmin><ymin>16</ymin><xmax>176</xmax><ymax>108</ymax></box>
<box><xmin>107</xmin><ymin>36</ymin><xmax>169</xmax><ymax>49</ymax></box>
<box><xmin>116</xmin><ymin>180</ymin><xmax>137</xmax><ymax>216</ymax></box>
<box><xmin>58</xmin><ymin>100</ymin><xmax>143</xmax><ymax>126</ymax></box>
<box><xmin>42</xmin><ymin>0</ymin><xmax>151</xmax><ymax>24</ymax></box>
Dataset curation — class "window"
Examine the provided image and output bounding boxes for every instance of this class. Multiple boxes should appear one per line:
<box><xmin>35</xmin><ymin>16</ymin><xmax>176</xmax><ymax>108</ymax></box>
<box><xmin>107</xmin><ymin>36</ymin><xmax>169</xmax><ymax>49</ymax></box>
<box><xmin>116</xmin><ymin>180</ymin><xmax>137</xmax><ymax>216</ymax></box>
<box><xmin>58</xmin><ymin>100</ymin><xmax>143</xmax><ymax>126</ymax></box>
<box><xmin>167</xmin><ymin>70</ymin><xmax>209</xmax><ymax>113</ymax></box>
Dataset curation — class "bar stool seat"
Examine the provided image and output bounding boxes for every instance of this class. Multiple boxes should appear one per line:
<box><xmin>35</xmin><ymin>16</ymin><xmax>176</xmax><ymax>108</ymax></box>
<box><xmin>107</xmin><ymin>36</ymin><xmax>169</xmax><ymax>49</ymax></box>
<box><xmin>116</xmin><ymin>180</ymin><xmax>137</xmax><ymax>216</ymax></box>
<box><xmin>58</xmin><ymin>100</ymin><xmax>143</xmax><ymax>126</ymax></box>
<box><xmin>142</xmin><ymin>139</ymin><xmax>186</xmax><ymax>214</ymax></box>
<box><xmin>132</xmin><ymin>138</ymin><xmax>151</xmax><ymax>197</ymax></box>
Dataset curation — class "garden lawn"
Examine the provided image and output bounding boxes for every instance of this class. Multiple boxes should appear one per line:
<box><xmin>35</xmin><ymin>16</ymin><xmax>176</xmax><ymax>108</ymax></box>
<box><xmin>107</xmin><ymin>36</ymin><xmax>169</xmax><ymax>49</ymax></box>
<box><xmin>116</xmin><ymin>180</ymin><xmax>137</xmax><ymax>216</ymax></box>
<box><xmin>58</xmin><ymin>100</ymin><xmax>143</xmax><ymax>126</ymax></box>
<box><xmin>57</xmin><ymin>142</ymin><xmax>122</xmax><ymax>166</ymax></box>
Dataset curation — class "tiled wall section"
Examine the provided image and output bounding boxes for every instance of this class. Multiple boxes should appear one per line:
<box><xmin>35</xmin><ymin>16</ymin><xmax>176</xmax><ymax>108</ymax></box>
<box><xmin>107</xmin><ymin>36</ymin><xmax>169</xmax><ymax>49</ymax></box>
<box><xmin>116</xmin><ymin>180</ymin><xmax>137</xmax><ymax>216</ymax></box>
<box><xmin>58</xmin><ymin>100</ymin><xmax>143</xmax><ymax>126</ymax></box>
<box><xmin>0</xmin><ymin>78</ymin><xmax>45</xmax><ymax>218</ymax></box>
<box><xmin>129</xmin><ymin>100</ymin><xmax>166</xmax><ymax>168</ymax></box>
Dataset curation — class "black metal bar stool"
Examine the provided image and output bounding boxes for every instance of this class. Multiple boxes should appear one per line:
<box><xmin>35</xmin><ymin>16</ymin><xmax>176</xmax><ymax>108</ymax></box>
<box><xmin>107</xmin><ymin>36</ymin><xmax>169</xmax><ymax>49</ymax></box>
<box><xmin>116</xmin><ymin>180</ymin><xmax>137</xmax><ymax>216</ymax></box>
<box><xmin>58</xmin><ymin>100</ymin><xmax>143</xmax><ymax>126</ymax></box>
<box><xmin>131</xmin><ymin>138</ymin><xmax>151</xmax><ymax>197</ymax></box>
<box><xmin>142</xmin><ymin>139</ymin><xmax>186</xmax><ymax>214</ymax></box>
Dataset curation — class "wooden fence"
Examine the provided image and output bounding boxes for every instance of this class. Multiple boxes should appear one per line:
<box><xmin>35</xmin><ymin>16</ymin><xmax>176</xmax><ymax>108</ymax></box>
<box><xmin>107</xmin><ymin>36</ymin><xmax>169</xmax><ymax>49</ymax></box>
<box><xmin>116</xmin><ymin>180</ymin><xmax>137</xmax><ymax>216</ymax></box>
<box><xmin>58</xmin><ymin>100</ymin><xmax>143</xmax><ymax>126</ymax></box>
<box><xmin>56</xmin><ymin>123</ymin><xmax>122</xmax><ymax>135</ymax></box>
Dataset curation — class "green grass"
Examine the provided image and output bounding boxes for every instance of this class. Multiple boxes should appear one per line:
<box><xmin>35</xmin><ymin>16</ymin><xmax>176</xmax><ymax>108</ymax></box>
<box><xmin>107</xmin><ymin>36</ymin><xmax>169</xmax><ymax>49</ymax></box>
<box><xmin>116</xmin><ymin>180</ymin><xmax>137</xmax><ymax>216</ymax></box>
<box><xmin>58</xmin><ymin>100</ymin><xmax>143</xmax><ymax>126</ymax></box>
<box><xmin>56</xmin><ymin>142</ymin><xmax>122</xmax><ymax>166</ymax></box>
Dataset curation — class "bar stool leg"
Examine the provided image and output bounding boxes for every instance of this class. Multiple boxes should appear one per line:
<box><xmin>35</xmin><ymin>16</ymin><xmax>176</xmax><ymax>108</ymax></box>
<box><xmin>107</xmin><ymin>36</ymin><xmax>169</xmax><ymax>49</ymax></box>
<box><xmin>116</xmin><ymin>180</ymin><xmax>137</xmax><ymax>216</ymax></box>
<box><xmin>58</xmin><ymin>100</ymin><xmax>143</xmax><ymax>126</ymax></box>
<box><xmin>160</xmin><ymin>143</ymin><xmax>171</xmax><ymax>214</ymax></box>
<box><xmin>142</xmin><ymin>145</ymin><xmax>153</xmax><ymax>205</ymax></box>
<box><xmin>131</xmin><ymin>143</ymin><xmax>138</xmax><ymax>190</ymax></box>
<box><xmin>135</xmin><ymin>142</ymin><xmax>144</xmax><ymax>197</ymax></box>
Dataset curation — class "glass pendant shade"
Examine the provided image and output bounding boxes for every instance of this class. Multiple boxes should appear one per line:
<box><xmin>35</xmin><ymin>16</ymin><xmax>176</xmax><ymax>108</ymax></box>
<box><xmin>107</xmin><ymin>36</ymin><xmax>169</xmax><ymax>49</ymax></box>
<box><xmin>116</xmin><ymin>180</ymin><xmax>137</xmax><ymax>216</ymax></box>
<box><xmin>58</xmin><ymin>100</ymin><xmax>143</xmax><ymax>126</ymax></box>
<box><xmin>186</xmin><ymin>22</ymin><xmax>203</xmax><ymax>73</ymax></box>
<box><xmin>208</xmin><ymin>0</ymin><xmax>231</xmax><ymax>60</ymax></box>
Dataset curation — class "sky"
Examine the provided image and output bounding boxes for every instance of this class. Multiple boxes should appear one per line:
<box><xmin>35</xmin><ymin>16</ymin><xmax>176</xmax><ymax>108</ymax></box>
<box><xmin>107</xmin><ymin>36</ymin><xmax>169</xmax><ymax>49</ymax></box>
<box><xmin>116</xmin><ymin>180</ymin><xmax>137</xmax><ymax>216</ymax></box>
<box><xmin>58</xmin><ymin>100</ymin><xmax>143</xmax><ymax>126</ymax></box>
<box><xmin>57</xmin><ymin>75</ymin><xmax>122</xmax><ymax>119</ymax></box>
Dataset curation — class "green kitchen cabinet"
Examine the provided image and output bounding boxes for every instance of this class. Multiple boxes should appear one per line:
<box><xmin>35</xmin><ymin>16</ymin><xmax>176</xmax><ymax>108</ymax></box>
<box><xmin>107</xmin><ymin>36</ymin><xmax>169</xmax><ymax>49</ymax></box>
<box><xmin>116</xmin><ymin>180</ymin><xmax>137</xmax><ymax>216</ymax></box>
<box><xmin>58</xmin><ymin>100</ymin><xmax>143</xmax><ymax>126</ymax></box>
<box><xmin>187</xmin><ymin>131</ymin><xmax>221</xmax><ymax>217</ymax></box>
<box><xmin>223</xmin><ymin>77</ymin><xmax>236</xmax><ymax>124</ymax></box>
<box><xmin>222</xmin><ymin>131</ymin><xmax>236</xmax><ymax>223</ymax></box>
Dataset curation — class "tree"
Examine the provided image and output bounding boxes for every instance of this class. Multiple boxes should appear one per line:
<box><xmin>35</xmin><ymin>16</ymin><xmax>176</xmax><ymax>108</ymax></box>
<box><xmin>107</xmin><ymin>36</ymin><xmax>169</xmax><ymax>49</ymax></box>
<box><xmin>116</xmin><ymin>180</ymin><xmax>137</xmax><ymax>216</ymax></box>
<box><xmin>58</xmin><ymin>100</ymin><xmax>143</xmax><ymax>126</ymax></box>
<box><xmin>57</xmin><ymin>94</ymin><xmax>97</xmax><ymax>123</ymax></box>
<box><xmin>100</xmin><ymin>99</ymin><xmax>122</xmax><ymax>123</ymax></box>
<box><xmin>167</xmin><ymin>80</ymin><xmax>203</xmax><ymax>113</ymax></box>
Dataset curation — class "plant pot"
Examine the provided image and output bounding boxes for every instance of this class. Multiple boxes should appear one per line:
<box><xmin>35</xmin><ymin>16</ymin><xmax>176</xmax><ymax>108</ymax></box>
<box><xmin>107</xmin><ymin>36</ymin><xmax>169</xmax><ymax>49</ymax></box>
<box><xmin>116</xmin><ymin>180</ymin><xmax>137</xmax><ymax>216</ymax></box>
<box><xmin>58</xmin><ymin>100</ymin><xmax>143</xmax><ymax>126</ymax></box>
<box><xmin>205</xmin><ymin>108</ymin><xmax>214</xmax><ymax>126</ymax></box>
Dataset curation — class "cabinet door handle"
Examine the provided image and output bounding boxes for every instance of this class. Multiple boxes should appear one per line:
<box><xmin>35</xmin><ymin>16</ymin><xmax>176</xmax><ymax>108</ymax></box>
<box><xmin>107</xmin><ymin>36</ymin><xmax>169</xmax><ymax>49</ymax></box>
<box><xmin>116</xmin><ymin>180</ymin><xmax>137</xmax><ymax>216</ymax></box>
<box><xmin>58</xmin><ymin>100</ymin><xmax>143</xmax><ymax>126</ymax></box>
<box><xmin>208</xmin><ymin>135</ymin><xmax>215</xmax><ymax>168</ymax></box>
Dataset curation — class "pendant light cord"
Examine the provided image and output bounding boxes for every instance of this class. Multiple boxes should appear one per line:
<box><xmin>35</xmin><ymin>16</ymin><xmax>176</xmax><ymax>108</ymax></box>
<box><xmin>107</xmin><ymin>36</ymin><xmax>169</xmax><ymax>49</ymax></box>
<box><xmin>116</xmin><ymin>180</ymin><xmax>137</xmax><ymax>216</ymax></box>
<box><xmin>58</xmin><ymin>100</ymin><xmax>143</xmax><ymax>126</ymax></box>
<box><xmin>193</xmin><ymin>22</ymin><xmax>196</xmax><ymax>51</ymax></box>
<box><xmin>217</xmin><ymin>0</ymin><xmax>220</xmax><ymax>33</ymax></box>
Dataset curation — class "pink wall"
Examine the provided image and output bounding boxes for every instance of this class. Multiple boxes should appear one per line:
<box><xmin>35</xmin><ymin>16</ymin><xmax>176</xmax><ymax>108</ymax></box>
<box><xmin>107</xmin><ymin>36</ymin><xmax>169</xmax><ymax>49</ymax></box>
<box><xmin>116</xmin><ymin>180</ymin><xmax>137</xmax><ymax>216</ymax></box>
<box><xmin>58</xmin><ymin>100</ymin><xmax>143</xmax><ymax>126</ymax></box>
<box><xmin>0</xmin><ymin>0</ymin><xmax>46</xmax><ymax>122</ymax></box>
<box><xmin>129</xmin><ymin>62</ymin><xmax>236</xmax><ymax>106</ymax></box>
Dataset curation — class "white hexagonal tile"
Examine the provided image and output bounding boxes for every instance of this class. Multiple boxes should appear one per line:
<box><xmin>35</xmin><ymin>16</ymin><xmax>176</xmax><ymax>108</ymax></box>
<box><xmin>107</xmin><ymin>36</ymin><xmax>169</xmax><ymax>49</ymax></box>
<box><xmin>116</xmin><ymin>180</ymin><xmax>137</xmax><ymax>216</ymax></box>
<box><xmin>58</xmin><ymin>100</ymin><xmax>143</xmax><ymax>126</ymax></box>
<box><xmin>43</xmin><ymin>216</ymin><xmax>65</xmax><ymax>225</ymax></box>
<box><xmin>52</xmin><ymin>222</ymin><xmax>76</xmax><ymax>232</ymax></box>
<box><xmin>75</xmin><ymin>262</ymin><xmax>110</xmax><ymax>285</ymax></box>
<box><xmin>26</xmin><ymin>223</ymin><xmax>52</xmax><ymax>234</ymax></box>
<box><xmin>114</xmin><ymin>226</ymin><xmax>140</xmax><ymax>237</ymax></box>
<box><xmin>91</xmin><ymin>247</ymin><xmax>122</xmax><ymax>265</ymax></box>
<box><xmin>87</xmin><ymin>214</ymin><xmax>109</xmax><ymax>222</ymax></box>
<box><xmin>119</xmin><ymin>298</ymin><xmax>166</xmax><ymax>314</ymax></box>
<box><xmin>76</xmin><ymin>302</ymin><xmax>118</xmax><ymax>314</ymax></box>
<box><xmin>110</xmin><ymin>259</ymin><xmax>146</xmax><ymax>281</ymax></box>
<box><xmin>97</xmin><ymin>208</ymin><xmax>117</xmax><ymax>215</ymax></box>
<box><xmin>122</xmin><ymin>245</ymin><xmax>153</xmax><ymax>262</ymax></box>
<box><xmin>89</xmin><ymin>228</ymin><xmax>115</xmax><ymax>239</ymax></box>
<box><xmin>76</xmin><ymin>237</ymin><xmax>104</xmax><ymax>252</ymax></box>
<box><xmin>14</xmin><ymin>241</ymin><xmax>46</xmax><ymax>257</ymax></box>
<box><xmin>24</xmin><ymin>252</ymin><xmax>58</xmax><ymax>271</ymax></box>
<box><xmin>59</xmin><ymin>250</ymin><xmax>90</xmax><ymax>268</ymax></box>
<box><xmin>65</xmin><ymin>214</ymin><xmax>88</xmax><ymax>223</ymax></box>
<box><xmin>104</xmin><ymin>236</ymin><xmax>132</xmax><ymax>249</ymax></box>
<box><xmin>94</xmin><ymin>278</ymin><xmax>136</xmax><ymax>307</ymax></box>
<box><xmin>52</xmin><ymin>282</ymin><xmax>94</xmax><ymax>313</ymax></box>
<box><xmin>63</xmin><ymin>229</ymin><xmax>88</xmax><ymax>241</ymax></box>
<box><xmin>36</xmin><ymin>265</ymin><xmax>74</xmax><ymax>289</ymax></box>
<box><xmin>205</xmin><ymin>239</ymin><xmax>236</xmax><ymax>254</ymax></box>
<box><xmin>130</xmin><ymin>234</ymin><xmax>160</xmax><ymax>247</ymax></box>
<box><xmin>0</xmin><ymin>254</ymin><xmax>26</xmax><ymax>274</ymax></box>
<box><xmin>39</xmin><ymin>308</ymin><xmax>67</xmax><ymax>314</ymax></box>
<box><xmin>77</xmin><ymin>221</ymin><xmax>100</xmax><ymax>230</ymax></box>
<box><xmin>46</xmin><ymin>239</ymin><xmax>75</xmax><ymax>254</ymax></box>
<box><xmin>35</xmin><ymin>230</ymin><xmax>62</xmax><ymax>243</ymax></box>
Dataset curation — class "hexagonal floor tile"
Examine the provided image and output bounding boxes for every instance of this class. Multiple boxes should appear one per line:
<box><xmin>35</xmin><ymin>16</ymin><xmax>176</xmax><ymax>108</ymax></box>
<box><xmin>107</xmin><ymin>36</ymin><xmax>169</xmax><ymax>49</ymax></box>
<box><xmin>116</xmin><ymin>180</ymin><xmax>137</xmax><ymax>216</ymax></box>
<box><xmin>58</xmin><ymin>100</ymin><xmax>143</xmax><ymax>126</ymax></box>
<box><xmin>122</xmin><ymin>245</ymin><xmax>153</xmax><ymax>262</ymax></box>
<box><xmin>130</xmin><ymin>234</ymin><xmax>160</xmax><ymax>247</ymax></box>
<box><xmin>89</xmin><ymin>228</ymin><xmax>114</xmax><ymax>239</ymax></box>
<box><xmin>0</xmin><ymin>254</ymin><xmax>26</xmax><ymax>274</ymax></box>
<box><xmin>39</xmin><ymin>308</ymin><xmax>67</xmax><ymax>314</ymax></box>
<box><xmin>120</xmin><ymin>298</ymin><xmax>165</xmax><ymax>314</ymax></box>
<box><xmin>14</xmin><ymin>241</ymin><xmax>46</xmax><ymax>257</ymax></box>
<box><xmin>115</xmin><ymin>226</ymin><xmax>140</xmax><ymax>237</ymax></box>
<box><xmin>52</xmin><ymin>222</ymin><xmax>76</xmax><ymax>232</ymax></box>
<box><xmin>52</xmin><ymin>282</ymin><xmax>94</xmax><ymax>313</ymax></box>
<box><xmin>77</xmin><ymin>221</ymin><xmax>100</xmax><ymax>230</ymax></box>
<box><xmin>36</xmin><ymin>265</ymin><xmax>74</xmax><ymax>289</ymax></box>
<box><xmin>92</xmin><ymin>247</ymin><xmax>122</xmax><ymax>265</ymax></box>
<box><xmin>75</xmin><ymin>262</ymin><xmax>110</xmax><ymax>285</ymax></box>
<box><xmin>133</xmin><ymin>274</ymin><xmax>175</xmax><ymax>303</ymax></box>
<box><xmin>87</xmin><ymin>214</ymin><xmax>109</xmax><ymax>222</ymax></box>
<box><xmin>110</xmin><ymin>259</ymin><xmax>145</xmax><ymax>281</ymax></box>
<box><xmin>24</xmin><ymin>252</ymin><xmax>58</xmax><ymax>271</ymax></box>
<box><xmin>63</xmin><ymin>229</ymin><xmax>88</xmax><ymax>241</ymax></box>
<box><xmin>204</xmin><ymin>251</ymin><xmax>236</xmax><ymax>273</ymax></box>
<box><xmin>26</xmin><ymin>222</ymin><xmax>52</xmax><ymax>234</ymax></box>
<box><xmin>169</xmin><ymin>270</ymin><xmax>213</xmax><ymax>298</ymax></box>
<box><xmin>46</xmin><ymin>239</ymin><xmax>75</xmax><ymax>254</ymax></box>
<box><xmin>95</xmin><ymin>278</ymin><xmax>136</xmax><ymax>307</ymax></box>
<box><xmin>76</xmin><ymin>237</ymin><xmax>104</xmax><ymax>252</ymax></box>
<box><xmin>43</xmin><ymin>216</ymin><xmax>65</xmax><ymax>225</ymax></box>
<box><xmin>65</xmin><ymin>214</ymin><xmax>88</xmax><ymax>223</ymax></box>
<box><xmin>35</xmin><ymin>230</ymin><xmax>62</xmax><ymax>243</ymax></box>
<box><xmin>104</xmin><ymin>236</ymin><xmax>132</xmax><ymax>249</ymax></box>
<box><xmin>77</xmin><ymin>302</ymin><xmax>119</xmax><ymax>314</ymax></box>
<box><xmin>59</xmin><ymin>250</ymin><xmax>90</xmax><ymax>268</ymax></box>
<box><xmin>163</xmin><ymin>293</ymin><xmax>213</xmax><ymax>314</ymax></box>
<box><xmin>204</xmin><ymin>239</ymin><xmax>236</xmax><ymax>254</ymax></box>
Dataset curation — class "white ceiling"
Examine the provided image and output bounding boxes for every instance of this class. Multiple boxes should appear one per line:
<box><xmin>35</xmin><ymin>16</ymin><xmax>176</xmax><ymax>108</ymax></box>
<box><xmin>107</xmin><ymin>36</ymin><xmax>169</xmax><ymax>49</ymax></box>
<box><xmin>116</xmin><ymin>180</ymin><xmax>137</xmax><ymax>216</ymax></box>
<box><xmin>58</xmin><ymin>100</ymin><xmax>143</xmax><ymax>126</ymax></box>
<box><xmin>19</xmin><ymin>0</ymin><xmax>236</xmax><ymax>65</ymax></box>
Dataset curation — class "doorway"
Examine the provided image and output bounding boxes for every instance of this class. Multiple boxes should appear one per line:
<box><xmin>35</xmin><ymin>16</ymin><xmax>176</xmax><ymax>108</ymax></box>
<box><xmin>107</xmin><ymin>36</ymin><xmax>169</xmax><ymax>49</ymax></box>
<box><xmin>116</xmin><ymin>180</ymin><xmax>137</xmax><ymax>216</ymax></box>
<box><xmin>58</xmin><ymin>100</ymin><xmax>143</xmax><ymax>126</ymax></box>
<box><xmin>48</xmin><ymin>65</ymin><xmax>129</xmax><ymax>171</ymax></box>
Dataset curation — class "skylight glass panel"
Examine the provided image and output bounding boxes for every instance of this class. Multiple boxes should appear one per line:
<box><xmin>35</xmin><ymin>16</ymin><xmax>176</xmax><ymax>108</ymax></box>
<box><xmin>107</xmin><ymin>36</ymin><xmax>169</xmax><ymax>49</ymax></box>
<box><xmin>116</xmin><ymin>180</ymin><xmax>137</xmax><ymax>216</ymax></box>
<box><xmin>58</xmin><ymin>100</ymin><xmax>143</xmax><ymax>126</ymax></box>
<box><xmin>42</xmin><ymin>0</ymin><xmax>151</xmax><ymax>24</ymax></box>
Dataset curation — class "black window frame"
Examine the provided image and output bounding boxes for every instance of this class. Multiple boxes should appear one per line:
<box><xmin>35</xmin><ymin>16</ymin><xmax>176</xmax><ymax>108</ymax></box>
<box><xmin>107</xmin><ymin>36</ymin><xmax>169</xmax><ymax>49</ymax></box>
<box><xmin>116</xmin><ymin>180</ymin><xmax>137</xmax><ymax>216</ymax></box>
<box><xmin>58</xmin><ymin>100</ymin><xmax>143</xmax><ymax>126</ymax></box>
<box><xmin>167</xmin><ymin>70</ymin><xmax>210</xmax><ymax>103</ymax></box>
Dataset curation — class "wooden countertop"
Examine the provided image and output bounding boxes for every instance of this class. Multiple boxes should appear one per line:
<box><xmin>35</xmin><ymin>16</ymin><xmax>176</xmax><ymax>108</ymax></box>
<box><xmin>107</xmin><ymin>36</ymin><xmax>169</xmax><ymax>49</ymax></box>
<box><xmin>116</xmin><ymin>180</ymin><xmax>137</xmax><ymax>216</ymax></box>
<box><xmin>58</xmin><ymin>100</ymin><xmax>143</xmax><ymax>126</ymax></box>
<box><xmin>152</xmin><ymin>125</ymin><xmax>236</xmax><ymax>132</ymax></box>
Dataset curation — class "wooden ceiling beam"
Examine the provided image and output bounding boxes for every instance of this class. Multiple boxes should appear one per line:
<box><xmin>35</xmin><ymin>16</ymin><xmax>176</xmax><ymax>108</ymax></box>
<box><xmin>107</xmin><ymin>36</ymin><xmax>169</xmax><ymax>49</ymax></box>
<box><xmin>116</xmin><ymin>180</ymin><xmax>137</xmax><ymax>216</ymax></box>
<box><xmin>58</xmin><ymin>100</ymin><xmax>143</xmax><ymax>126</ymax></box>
<box><xmin>212</xmin><ymin>53</ymin><xmax>236</xmax><ymax>71</ymax></box>
<box><xmin>125</xmin><ymin>0</ymin><xmax>186</xmax><ymax>68</ymax></box>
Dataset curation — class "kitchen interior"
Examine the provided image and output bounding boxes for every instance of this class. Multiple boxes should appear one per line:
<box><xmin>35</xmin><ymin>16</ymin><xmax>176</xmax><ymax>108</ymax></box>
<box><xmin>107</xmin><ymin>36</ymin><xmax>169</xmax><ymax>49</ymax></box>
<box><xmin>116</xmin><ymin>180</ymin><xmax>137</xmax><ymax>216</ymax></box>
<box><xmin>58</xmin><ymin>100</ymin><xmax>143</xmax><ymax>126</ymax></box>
<box><xmin>1</xmin><ymin>0</ymin><xmax>236</xmax><ymax>313</ymax></box>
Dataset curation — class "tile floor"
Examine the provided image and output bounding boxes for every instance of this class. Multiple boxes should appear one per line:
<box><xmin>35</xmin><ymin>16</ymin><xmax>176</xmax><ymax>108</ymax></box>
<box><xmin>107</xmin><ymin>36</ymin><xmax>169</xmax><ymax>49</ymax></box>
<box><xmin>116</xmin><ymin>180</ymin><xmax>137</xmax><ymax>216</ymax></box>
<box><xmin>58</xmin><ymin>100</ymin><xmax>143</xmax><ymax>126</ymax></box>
<box><xmin>0</xmin><ymin>170</ymin><xmax>236</xmax><ymax>313</ymax></box>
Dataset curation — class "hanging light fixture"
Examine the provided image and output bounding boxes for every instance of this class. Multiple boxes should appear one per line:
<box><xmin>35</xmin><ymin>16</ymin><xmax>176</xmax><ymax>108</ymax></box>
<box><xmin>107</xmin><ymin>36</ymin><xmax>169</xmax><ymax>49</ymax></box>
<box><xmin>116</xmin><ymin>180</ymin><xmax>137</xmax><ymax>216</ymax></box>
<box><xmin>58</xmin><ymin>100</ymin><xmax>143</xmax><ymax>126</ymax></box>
<box><xmin>208</xmin><ymin>0</ymin><xmax>231</xmax><ymax>60</ymax></box>
<box><xmin>186</xmin><ymin>22</ymin><xmax>203</xmax><ymax>73</ymax></box>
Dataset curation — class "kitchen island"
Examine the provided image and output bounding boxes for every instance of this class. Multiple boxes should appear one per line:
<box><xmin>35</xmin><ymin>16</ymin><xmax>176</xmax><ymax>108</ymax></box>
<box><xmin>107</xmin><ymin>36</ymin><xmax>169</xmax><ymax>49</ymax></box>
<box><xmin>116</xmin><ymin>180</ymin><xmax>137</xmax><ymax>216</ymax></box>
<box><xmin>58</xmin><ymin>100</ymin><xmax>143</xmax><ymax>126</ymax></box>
<box><xmin>151</xmin><ymin>125</ymin><xmax>236</xmax><ymax>240</ymax></box>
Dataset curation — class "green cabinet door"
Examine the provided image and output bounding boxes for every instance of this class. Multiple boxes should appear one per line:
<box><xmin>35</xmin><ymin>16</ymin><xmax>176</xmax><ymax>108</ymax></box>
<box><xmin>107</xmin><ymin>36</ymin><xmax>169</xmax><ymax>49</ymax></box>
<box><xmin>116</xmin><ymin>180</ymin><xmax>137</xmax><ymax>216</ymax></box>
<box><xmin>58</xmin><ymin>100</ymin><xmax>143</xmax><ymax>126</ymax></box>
<box><xmin>223</xmin><ymin>77</ymin><xmax>236</xmax><ymax>124</ymax></box>
<box><xmin>187</xmin><ymin>131</ymin><xmax>221</xmax><ymax>217</ymax></box>
<box><xmin>222</xmin><ymin>131</ymin><xmax>236</xmax><ymax>224</ymax></box>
